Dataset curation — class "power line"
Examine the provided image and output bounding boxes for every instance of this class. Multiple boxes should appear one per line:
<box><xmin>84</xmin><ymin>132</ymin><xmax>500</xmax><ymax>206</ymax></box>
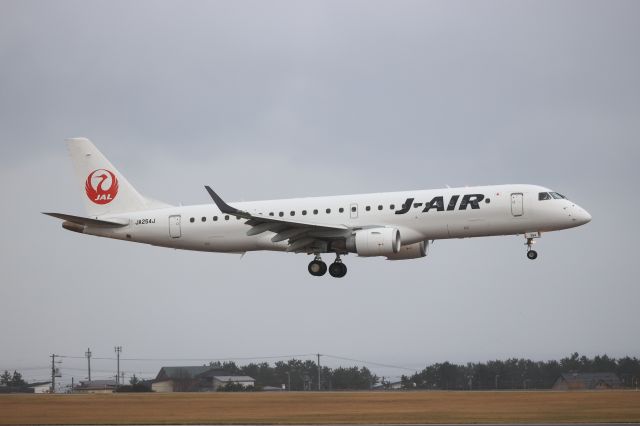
<box><xmin>59</xmin><ymin>353</ymin><xmax>316</xmax><ymax>362</ymax></box>
<box><xmin>0</xmin><ymin>366</ymin><xmax>50</xmax><ymax>371</ymax></box>
<box><xmin>322</xmin><ymin>354</ymin><xmax>416</xmax><ymax>372</ymax></box>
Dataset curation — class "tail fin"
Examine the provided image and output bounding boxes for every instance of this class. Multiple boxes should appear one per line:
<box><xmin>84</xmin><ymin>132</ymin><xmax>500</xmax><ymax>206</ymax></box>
<box><xmin>66</xmin><ymin>137</ymin><xmax>168</xmax><ymax>216</ymax></box>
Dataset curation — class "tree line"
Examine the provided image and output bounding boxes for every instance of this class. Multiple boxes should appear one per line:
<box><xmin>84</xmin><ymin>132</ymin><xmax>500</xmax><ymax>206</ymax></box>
<box><xmin>3</xmin><ymin>353</ymin><xmax>639</xmax><ymax>391</ymax></box>
<box><xmin>0</xmin><ymin>370</ymin><xmax>26</xmax><ymax>387</ymax></box>
<box><xmin>401</xmin><ymin>353</ymin><xmax>640</xmax><ymax>390</ymax></box>
<box><xmin>208</xmin><ymin>359</ymin><xmax>378</xmax><ymax>391</ymax></box>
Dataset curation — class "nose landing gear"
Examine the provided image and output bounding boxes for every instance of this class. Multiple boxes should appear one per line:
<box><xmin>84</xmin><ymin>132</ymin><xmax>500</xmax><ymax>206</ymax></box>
<box><xmin>524</xmin><ymin>232</ymin><xmax>540</xmax><ymax>260</ymax></box>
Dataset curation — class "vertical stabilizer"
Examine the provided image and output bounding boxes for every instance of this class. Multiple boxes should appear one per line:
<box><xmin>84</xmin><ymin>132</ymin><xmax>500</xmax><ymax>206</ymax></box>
<box><xmin>66</xmin><ymin>138</ymin><xmax>153</xmax><ymax>216</ymax></box>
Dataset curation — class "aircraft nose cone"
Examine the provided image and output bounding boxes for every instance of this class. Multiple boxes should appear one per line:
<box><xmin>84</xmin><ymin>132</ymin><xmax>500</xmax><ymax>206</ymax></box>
<box><xmin>573</xmin><ymin>206</ymin><xmax>592</xmax><ymax>225</ymax></box>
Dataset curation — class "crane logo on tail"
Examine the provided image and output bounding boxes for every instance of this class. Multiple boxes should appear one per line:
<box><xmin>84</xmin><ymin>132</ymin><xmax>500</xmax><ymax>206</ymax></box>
<box><xmin>85</xmin><ymin>169</ymin><xmax>119</xmax><ymax>204</ymax></box>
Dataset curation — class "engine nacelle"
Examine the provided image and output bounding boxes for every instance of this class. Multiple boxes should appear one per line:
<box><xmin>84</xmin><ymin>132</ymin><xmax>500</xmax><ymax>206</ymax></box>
<box><xmin>346</xmin><ymin>227</ymin><xmax>401</xmax><ymax>257</ymax></box>
<box><xmin>386</xmin><ymin>240</ymin><xmax>429</xmax><ymax>260</ymax></box>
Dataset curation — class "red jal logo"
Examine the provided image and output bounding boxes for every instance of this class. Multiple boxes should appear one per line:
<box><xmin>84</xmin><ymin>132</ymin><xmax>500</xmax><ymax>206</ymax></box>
<box><xmin>85</xmin><ymin>169</ymin><xmax>119</xmax><ymax>204</ymax></box>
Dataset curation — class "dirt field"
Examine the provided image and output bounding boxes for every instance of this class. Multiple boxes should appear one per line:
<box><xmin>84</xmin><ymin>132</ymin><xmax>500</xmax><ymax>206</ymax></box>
<box><xmin>1</xmin><ymin>390</ymin><xmax>639</xmax><ymax>425</ymax></box>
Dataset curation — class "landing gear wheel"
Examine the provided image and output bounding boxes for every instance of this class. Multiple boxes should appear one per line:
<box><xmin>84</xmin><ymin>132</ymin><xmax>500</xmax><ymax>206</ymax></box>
<box><xmin>338</xmin><ymin>262</ymin><xmax>347</xmax><ymax>277</ymax></box>
<box><xmin>329</xmin><ymin>262</ymin><xmax>347</xmax><ymax>278</ymax></box>
<box><xmin>524</xmin><ymin>232</ymin><xmax>541</xmax><ymax>261</ymax></box>
<box><xmin>308</xmin><ymin>260</ymin><xmax>327</xmax><ymax>276</ymax></box>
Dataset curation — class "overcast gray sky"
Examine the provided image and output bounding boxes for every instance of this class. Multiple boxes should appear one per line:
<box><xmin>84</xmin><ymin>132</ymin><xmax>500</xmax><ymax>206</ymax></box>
<box><xmin>1</xmin><ymin>0</ymin><xmax>639</xmax><ymax>383</ymax></box>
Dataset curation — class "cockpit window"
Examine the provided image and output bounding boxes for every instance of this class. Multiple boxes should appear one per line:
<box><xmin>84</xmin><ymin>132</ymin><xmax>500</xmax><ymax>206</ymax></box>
<box><xmin>550</xmin><ymin>192</ymin><xmax>566</xmax><ymax>199</ymax></box>
<box><xmin>539</xmin><ymin>192</ymin><xmax>551</xmax><ymax>201</ymax></box>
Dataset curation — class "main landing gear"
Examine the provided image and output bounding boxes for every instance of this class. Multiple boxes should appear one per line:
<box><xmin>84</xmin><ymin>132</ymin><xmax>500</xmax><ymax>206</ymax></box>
<box><xmin>308</xmin><ymin>254</ymin><xmax>348</xmax><ymax>278</ymax></box>
<box><xmin>525</xmin><ymin>232</ymin><xmax>540</xmax><ymax>260</ymax></box>
<box><xmin>308</xmin><ymin>255</ymin><xmax>327</xmax><ymax>276</ymax></box>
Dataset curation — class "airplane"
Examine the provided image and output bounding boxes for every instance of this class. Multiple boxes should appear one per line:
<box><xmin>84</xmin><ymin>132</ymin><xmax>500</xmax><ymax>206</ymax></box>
<box><xmin>45</xmin><ymin>138</ymin><xmax>592</xmax><ymax>278</ymax></box>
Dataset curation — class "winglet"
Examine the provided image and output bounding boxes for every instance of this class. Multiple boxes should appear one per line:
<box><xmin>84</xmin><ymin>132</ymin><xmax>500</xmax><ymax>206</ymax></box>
<box><xmin>204</xmin><ymin>186</ymin><xmax>242</xmax><ymax>215</ymax></box>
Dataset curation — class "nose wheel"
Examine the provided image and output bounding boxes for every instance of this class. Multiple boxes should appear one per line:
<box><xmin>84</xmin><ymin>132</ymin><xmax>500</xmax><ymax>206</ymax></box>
<box><xmin>524</xmin><ymin>232</ymin><xmax>540</xmax><ymax>260</ymax></box>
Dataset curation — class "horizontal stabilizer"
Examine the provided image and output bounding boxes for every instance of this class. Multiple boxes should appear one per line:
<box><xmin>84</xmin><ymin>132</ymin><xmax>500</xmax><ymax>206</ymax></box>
<box><xmin>42</xmin><ymin>212</ymin><xmax>129</xmax><ymax>227</ymax></box>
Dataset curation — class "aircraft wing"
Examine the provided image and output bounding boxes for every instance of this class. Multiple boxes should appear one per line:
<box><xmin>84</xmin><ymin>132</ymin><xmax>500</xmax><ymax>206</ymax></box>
<box><xmin>205</xmin><ymin>186</ymin><xmax>351</xmax><ymax>252</ymax></box>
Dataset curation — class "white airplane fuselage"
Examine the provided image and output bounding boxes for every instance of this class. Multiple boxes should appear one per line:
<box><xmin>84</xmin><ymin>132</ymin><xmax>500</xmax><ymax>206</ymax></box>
<box><xmin>84</xmin><ymin>184</ymin><xmax>590</xmax><ymax>253</ymax></box>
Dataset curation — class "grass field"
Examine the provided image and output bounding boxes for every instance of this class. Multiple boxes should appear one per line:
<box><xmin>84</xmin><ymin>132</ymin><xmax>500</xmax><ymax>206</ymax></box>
<box><xmin>1</xmin><ymin>390</ymin><xmax>639</xmax><ymax>425</ymax></box>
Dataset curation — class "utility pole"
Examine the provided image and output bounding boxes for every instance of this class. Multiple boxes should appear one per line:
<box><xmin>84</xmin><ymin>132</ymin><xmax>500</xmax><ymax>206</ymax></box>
<box><xmin>114</xmin><ymin>346</ymin><xmax>122</xmax><ymax>388</ymax></box>
<box><xmin>317</xmin><ymin>353</ymin><xmax>321</xmax><ymax>391</ymax></box>
<box><xmin>85</xmin><ymin>348</ymin><xmax>92</xmax><ymax>382</ymax></box>
<box><xmin>50</xmin><ymin>354</ymin><xmax>61</xmax><ymax>393</ymax></box>
<box><xmin>285</xmin><ymin>371</ymin><xmax>291</xmax><ymax>391</ymax></box>
<box><xmin>50</xmin><ymin>354</ymin><xmax>56</xmax><ymax>393</ymax></box>
<box><xmin>121</xmin><ymin>371</ymin><xmax>125</xmax><ymax>386</ymax></box>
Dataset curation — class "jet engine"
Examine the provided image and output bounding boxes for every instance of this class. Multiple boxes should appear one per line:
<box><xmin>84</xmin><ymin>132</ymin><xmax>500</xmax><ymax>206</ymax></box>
<box><xmin>386</xmin><ymin>240</ymin><xmax>429</xmax><ymax>260</ymax></box>
<box><xmin>346</xmin><ymin>227</ymin><xmax>401</xmax><ymax>257</ymax></box>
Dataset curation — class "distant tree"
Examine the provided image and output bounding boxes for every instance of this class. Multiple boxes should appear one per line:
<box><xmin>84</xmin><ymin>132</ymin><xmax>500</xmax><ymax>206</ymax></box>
<box><xmin>208</xmin><ymin>361</ymin><xmax>241</xmax><ymax>374</ymax></box>
<box><xmin>0</xmin><ymin>371</ymin><xmax>11</xmax><ymax>385</ymax></box>
<box><xmin>331</xmin><ymin>366</ymin><xmax>378</xmax><ymax>390</ymax></box>
<box><xmin>129</xmin><ymin>374</ymin><xmax>140</xmax><ymax>386</ymax></box>
<box><xmin>10</xmin><ymin>371</ymin><xmax>25</xmax><ymax>386</ymax></box>
<box><xmin>592</xmin><ymin>354</ymin><xmax>617</xmax><ymax>373</ymax></box>
<box><xmin>560</xmin><ymin>352</ymin><xmax>582</xmax><ymax>372</ymax></box>
<box><xmin>114</xmin><ymin>375</ymin><xmax>151</xmax><ymax>393</ymax></box>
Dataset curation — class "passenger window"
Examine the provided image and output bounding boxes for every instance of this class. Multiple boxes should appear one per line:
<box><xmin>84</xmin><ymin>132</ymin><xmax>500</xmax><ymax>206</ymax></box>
<box><xmin>339</xmin><ymin>207</ymin><xmax>344</xmax><ymax>213</ymax></box>
<box><xmin>539</xmin><ymin>192</ymin><xmax>551</xmax><ymax>201</ymax></box>
<box><xmin>225</xmin><ymin>215</ymin><xmax>229</xmax><ymax>220</ymax></box>
<box><xmin>236</xmin><ymin>216</ymin><xmax>241</xmax><ymax>220</ymax></box>
<box><xmin>326</xmin><ymin>208</ymin><xmax>331</xmax><ymax>214</ymax></box>
<box><xmin>313</xmin><ymin>209</ymin><xmax>318</xmax><ymax>215</ymax></box>
<box><xmin>351</xmin><ymin>206</ymin><xmax>356</xmax><ymax>212</ymax></box>
<box><xmin>302</xmin><ymin>210</ymin><xmax>307</xmax><ymax>215</ymax></box>
<box><xmin>378</xmin><ymin>205</ymin><xmax>383</xmax><ymax>210</ymax></box>
<box><xmin>190</xmin><ymin>217</ymin><xmax>195</xmax><ymax>223</ymax></box>
<box><xmin>213</xmin><ymin>216</ymin><xmax>218</xmax><ymax>221</ymax></box>
<box><xmin>279</xmin><ymin>212</ymin><xmax>284</xmax><ymax>217</ymax></box>
<box><xmin>390</xmin><ymin>204</ymin><xmax>395</xmax><ymax>210</ymax></box>
<box><xmin>365</xmin><ymin>206</ymin><xmax>371</xmax><ymax>211</ymax></box>
<box><xmin>485</xmin><ymin>198</ymin><xmax>491</xmax><ymax>204</ymax></box>
<box><xmin>290</xmin><ymin>211</ymin><xmax>295</xmax><ymax>216</ymax></box>
<box><xmin>201</xmin><ymin>217</ymin><xmax>206</xmax><ymax>222</ymax></box>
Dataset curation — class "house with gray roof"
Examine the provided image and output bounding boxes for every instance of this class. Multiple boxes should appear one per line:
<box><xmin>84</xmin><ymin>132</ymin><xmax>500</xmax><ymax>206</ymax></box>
<box><xmin>152</xmin><ymin>366</ymin><xmax>230</xmax><ymax>392</ymax></box>
<box><xmin>552</xmin><ymin>372</ymin><xmax>622</xmax><ymax>390</ymax></box>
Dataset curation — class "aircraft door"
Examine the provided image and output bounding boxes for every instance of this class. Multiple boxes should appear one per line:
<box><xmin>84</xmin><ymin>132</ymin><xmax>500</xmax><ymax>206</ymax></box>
<box><xmin>169</xmin><ymin>215</ymin><xmax>182</xmax><ymax>238</ymax></box>
<box><xmin>511</xmin><ymin>193</ymin><xmax>524</xmax><ymax>217</ymax></box>
<box><xmin>350</xmin><ymin>203</ymin><xmax>359</xmax><ymax>219</ymax></box>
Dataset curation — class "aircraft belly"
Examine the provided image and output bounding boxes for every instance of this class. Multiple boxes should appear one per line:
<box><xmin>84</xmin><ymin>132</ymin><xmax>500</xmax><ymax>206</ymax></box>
<box><xmin>447</xmin><ymin>218</ymin><xmax>493</xmax><ymax>238</ymax></box>
<box><xmin>417</xmin><ymin>216</ymin><xmax>449</xmax><ymax>240</ymax></box>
